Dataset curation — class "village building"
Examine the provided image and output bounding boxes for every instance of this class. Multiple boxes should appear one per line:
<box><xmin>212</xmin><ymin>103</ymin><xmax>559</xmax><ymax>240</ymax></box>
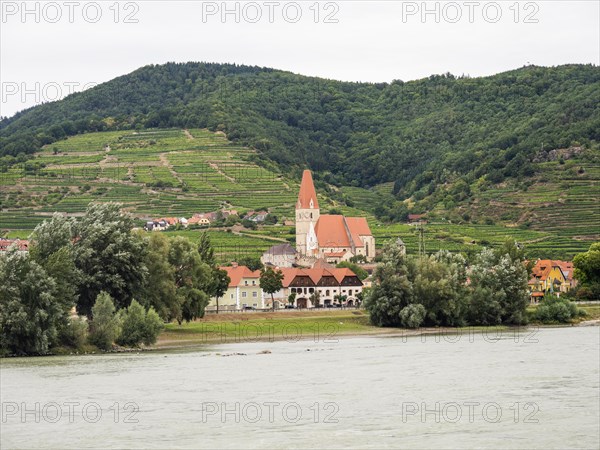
<box><xmin>295</xmin><ymin>170</ymin><xmax>375</xmax><ymax>262</ymax></box>
<box><xmin>207</xmin><ymin>263</ymin><xmax>263</xmax><ymax>311</ymax></box>
<box><xmin>261</xmin><ymin>243</ymin><xmax>297</xmax><ymax>268</ymax></box>
<box><xmin>0</xmin><ymin>238</ymin><xmax>30</xmax><ymax>252</ymax></box>
<box><xmin>528</xmin><ymin>259</ymin><xmax>577</xmax><ymax>302</ymax></box>
<box><xmin>269</xmin><ymin>267</ymin><xmax>364</xmax><ymax>309</ymax></box>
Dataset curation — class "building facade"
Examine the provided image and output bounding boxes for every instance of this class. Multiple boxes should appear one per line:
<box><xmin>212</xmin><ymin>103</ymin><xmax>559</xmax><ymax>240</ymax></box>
<box><xmin>207</xmin><ymin>264</ymin><xmax>263</xmax><ymax>311</ymax></box>
<box><xmin>269</xmin><ymin>267</ymin><xmax>364</xmax><ymax>308</ymax></box>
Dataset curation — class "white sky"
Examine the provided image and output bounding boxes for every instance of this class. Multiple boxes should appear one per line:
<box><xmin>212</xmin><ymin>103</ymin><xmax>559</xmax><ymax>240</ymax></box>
<box><xmin>1</xmin><ymin>0</ymin><xmax>599</xmax><ymax>118</ymax></box>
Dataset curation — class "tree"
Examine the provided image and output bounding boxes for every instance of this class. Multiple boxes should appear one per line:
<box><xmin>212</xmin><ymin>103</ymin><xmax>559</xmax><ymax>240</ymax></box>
<box><xmin>237</xmin><ymin>256</ymin><xmax>263</xmax><ymax>271</ymax></box>
<box><xmin>287</xmin><ymin>291</ymin><xmax>297</xmax><ymax>307</ymax></box>
<box><xmin>116</xmin><ymin>300</ymin><xmax>163</xmax><ymax>347</ymax></box>
<box><xmin>363</xmin><ymin>240</ymin><xmax>413</xmax><ymax>327</ymax></box>
<box><xmin>468</xmin><ymin>249</ymin><xmax>529</xmax><ymax>325</ymax></box>
<box><xmin>0</xmin><ymin>248</ymin><xmax>62</xmax><ymax>355</ymax></box>
<box><xmin>334</xmin><ymin>293</ymin><xmax>346</xmax><ymax>308</ymax></box>
<box><xmin>139</xmin><ymin>233</ymin><xmax>179</xmax><ymax>321</ymax></box>
<box><xmin>169</xmin><ymin>237</ymin><xmax>212</xmax><ymax>323</ymax></box>
<box><xmin>73</xmin><ymin>203</ymin><xmax>147</xmax><ymax>316</ymax></box>
<box><xmin>573</xmin><ymin>243</ymin><xmax>600</xmax><ymax>296</ymax></box>
<box><xmin>30</xmin><ymin>213</ymin><xmax>80</xmax><ymax>313</ymax></box>
<box><xmin>310</xmin><ymin>291</ymin><xmax>322</xmax><ymax>308</ymax></box>
<box><xmin>260</xmin><ymin>267</ymin><xmax>284</xmax><ymax>310</ymax></box>
<box><xmin>197</xmin><ymin>232</ymin><xmax>215</xmax><ymax>266</ymax></box>
<box><xmin>336</xmin><ymin>261</ymin><xmax>368</xmax><ymax>280</ymax></box>
<box><xmin>412</xmin><ymin>251</ymin><xmax>468</xmax><ymax>326</ymax></box>
<box><xmin>210</xmin><ymin>268</ymin><xmax>230</xmax><ymax>314</ymax></box>
<box><xmin>89</xmin><ymin>292</ymin><xmax>120</xmax><ymax>351</ymax></box>
<box><xmin>399</xmin><ymin>304</ymin><xmax>426</xmax><ymax>328</ymax></box>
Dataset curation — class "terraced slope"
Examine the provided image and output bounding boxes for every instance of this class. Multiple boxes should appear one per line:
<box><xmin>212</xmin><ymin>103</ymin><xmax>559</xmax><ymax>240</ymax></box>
<box><xmin>0</xmin><ymin>128</ymin><xmax>298</xmax><ymax>228</ymax></box>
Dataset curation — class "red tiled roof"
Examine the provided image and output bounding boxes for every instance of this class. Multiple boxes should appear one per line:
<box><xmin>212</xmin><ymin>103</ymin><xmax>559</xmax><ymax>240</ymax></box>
<box><xmin>531</xmin><ymin>292</ymin><xmax>545</xmax><ymax>297</ymax></box>
<box><xmin>315</xmin><ymin>215</ymin><xmax>350</xmax><ymax>248</ymax></box>
<box><xmin>220</xmin><ymin>265</ymin><xmax>261</xmax><ymax>287</ymax></box>
<box><xmin>0</xmin><ymin>239</ymin><xmax>29</xmax><ymax>251</ymax></box>
<box><xmin>531</xmin><ymin>259</ymin><xmax>571</xmax><ymax>281</ymax></box>
<box><xmin>297</xmin><ymin>170</ymin><xmax>319</xmax><ymax>209</ymax></box>
<box><xmin>328</xmin><ymin>268</ymin><xmax>357</xmax><ymax>284</ymax></box>
<box><xmin>345</xmin><ymin>217</ymin><xmax>372</xmax><ymax>248</ymax></box>
<box><xmin>277</xmin><ymin>267</ymin><xmax>359</xmax><ymax>287</ymax></box>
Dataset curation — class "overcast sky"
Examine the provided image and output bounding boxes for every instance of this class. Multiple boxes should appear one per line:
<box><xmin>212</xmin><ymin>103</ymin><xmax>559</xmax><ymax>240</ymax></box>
<box><xmin>1</xmin><ymin>0</ymin><xmax>598</xmax><ymax>118</ymax></box>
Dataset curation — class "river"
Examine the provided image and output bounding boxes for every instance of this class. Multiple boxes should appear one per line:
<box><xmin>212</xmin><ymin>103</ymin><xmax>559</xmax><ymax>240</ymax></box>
<box><xmin>1</xmin><ymin>326</ymin><xmax>599</xmax><ymax>449</ymax></box>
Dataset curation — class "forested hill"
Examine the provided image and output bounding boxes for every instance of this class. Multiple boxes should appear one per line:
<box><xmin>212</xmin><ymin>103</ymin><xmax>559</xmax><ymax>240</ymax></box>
<box><xmin>1</xmin><ymin>62</ymin><xmax>599</xmax><ymax>201</ymax></box>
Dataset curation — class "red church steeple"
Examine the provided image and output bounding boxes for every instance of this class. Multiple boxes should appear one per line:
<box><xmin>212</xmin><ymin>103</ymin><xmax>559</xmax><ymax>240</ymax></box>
<box><xmin>297</xmin><ymin>170</ymin><xmax>319</xmax><ymax>210</ymax></box>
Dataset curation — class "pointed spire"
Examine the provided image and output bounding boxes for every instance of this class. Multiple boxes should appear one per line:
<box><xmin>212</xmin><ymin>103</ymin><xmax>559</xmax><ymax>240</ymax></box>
<box><xmin>297</xmin><ymin>170</ymin><xmax>319</xmax><ymax>209</ymax></box>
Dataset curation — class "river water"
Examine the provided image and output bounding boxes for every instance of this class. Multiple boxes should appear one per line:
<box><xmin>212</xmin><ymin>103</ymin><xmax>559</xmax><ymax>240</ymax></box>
<box><xmin>1</xmin><ymin>326</ymin><xmax>599</xmax><ymax>449</ymax></box>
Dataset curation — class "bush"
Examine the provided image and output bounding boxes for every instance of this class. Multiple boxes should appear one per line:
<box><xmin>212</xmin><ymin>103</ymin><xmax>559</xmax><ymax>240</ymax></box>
<box><xmin>59</xmin><ymin>317</ymin><xmax>88</xmax><ymax>349</ymax></box>
<box><xmin>89</xmin><ymin>292</ymin><xmax>121</xmax><ymax>351</ymax></box>
<box><xmin>400</xmin><ymin>304</ymin><xmax>426</xmax><ymax>328</ymax></box>
<box><xmin>534</xmin><ymin>296</ymin><xmax>582</xmax><ymax>324</ymax></box>
<box><xmin>117</xmin><ymin>300</ymin><xmax>164</xmax><ymax>347</ymax></box>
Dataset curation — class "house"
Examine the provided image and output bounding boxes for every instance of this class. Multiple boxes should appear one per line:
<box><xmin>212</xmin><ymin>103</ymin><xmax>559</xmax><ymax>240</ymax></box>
<box><xmin>261</xmin><ymin>243</ymin><xmax>297</xmax><ymax>268</ymax></box>
<box><xmin>270</xmin><ymin>267</ymin><xmax>364</xmax><ymax>309</ymax></box>
<box><xmin>207</xmin><ymin>263</ymin><xmax>263</xmax><ymax>311</ymax></box>
<box><xmin>528</xmin><ymin>259</ymin><xmax>576</xmax><ymax>302</ymax></box>
<box><xmin>295</xmin><ymin>170</ymin><xmax>376</xmax><ymax>262</ymax></box>
<box><xmin>408</xmin><ymin>214</ymin><xmax>427</xmax><ymax>224</ymax></box>
<box><xmin>323</xmin><ymin>250</ymin><xmax>354</xmax><ymax>265</ymax></box>
<box><xmin>158</xmin><ymin>217</ymin><xmax>179</xmax><ymax>226</ymax></box>
<box><xmin>0</xmin><ymin>238</ymin><xmax>30</xmax><ymax>252</ymax></box>
<box><xmin>145</xmin><ymin>220</ymin><xmax>168</xmax><ymax>231</ymax></box>
<box><xmin>244</xmin><ymin>211</ymin><xmax>268</xmax><ymax>222</ymax></box>
<box><xmin>221</xmin><ymin>209</ymin><xmax>238</xmax><ymax>218</ymax></box>
<box><xmin>188</xmin><ymin>214</ymin><xmax>211</xmax><ymax>226</ymax></box>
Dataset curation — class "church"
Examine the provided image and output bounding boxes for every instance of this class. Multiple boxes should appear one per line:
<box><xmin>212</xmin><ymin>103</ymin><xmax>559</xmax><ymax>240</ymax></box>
<box><xmin>295</xmin><ymin>170</ymin><xmax>376</xmax><ymax>263</ymax></box>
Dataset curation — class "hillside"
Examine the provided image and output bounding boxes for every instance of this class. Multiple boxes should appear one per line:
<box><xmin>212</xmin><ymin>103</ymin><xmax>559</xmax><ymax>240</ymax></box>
<box><xmin>1</xmin><ymin>62</ymin><xmax>598</xmax><ymax>259</ymax></box>
<box><xmin>1</xmin><ymin>127</ymin><xmax>597</xmax><ymax>261</ymax></box>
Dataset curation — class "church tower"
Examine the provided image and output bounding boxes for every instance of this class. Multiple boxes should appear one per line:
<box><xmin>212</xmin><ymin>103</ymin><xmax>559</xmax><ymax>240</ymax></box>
<box><xmin>296</xmin><ymin>170</ymin><xmax>320</xmax><ymax>256</ymax></box>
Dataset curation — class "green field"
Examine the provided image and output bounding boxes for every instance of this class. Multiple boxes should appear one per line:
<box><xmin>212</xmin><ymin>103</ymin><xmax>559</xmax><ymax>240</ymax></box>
<box><xmin>159</xmin><ymin>310</ymin><xmax>375</xmax><ymax>347</ymax></box>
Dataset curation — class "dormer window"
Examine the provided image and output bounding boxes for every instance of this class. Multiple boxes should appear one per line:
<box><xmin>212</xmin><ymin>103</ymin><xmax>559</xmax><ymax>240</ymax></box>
<box><xmin>310</xmin><ymin>199</ymin><xmax>314</xmax><ymax>208</ymax></box>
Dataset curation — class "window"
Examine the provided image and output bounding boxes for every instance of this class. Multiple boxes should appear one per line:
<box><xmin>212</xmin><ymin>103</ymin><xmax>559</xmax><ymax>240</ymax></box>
<box><xmin>252</xmin><ymin>292</ymin><xmax>257</xmax><ymax>298</ymax></box>
<box><xmin>244</xmin><ymin>280</ymin><xmax>248</xmax><ymax>286</ymax></box>
<box><xmin>242</xmin><ymin>292</ymin><xmax>247</xmax><ymax>298</ymax></box>
<box><xmin>252</xmin><ymin>280</ymin><xmax>256</xmax><ymax>286</ymax></box>
<box><xmin>230</xmin><ymin>294</ymin><xmax>234</xmax><ymax>299</ymax></box>
<box><xmin>253</xmin><ymin>303</ymin><xmax>257</xmax><ymax>307</ymax></box>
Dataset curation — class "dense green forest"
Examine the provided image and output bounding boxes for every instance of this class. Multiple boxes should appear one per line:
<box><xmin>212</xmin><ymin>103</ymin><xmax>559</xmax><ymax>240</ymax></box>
<box><xmin>1</xmin><ymin>62</ymin><xmax>599</xmax><ymax>220</ymax></box>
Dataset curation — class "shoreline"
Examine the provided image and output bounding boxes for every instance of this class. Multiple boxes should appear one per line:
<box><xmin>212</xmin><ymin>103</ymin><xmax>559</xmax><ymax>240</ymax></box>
<box><xmin>154</xmin><ymin>319</ymin><xmax>600</xmax><ymax>351</ymax></box>
<box><xmin>3</xmin><ymin>316</ymin><xmax>598</xmax><ymax>359</ymax></box>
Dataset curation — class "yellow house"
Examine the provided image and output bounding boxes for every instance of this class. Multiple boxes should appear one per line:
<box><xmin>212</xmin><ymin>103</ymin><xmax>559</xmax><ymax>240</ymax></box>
<box><xmin>207</xmin><ymin>264</ymin><xmax>263</xmax><ymax>311</ymax></box>
<box><xmin>528</xmin><ymin>259</ymin><xmax>574</xmax><ymax>302</ymax></box>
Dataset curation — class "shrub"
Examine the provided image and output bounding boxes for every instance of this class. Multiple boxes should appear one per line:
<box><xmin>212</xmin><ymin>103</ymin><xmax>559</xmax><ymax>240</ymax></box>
<box><xmin>59</xmin><ymin>317</ymin><xmax>88</xmax><ymax>349</ymax></box>
<box><xmin>89</xmin><ymin>292</ymin><xmax>121</xmax><ymax>351</ymax></box>
<box><xmin>534</xmin><ymin>296</ymin><xmax>581</xmax><ymax>324</ymax></box>
<box><xmin>400</xmin><ymin>304</ymin><xmax>426</xmax><ymax>328</ymax></box>
<box><xmin>117</xmin><ymin>300</ymin><xmax>164</xmax><ymax>347</ymax></box>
